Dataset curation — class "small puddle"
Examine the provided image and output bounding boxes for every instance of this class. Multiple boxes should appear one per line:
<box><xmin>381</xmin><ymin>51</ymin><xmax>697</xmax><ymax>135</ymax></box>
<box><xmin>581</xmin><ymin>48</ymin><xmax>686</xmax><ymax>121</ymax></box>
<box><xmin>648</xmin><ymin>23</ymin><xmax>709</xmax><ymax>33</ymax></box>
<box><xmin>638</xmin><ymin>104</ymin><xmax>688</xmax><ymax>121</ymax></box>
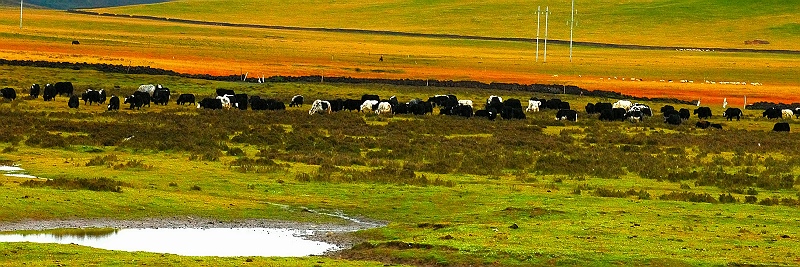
<box><xmin>1</xmin><ymin>165</ymin><xmax>42</xmax><ymax>179</ymax></box>
<box><xmin>0</xmin><ymin>227</ymin><xmax>338</xmax><ymax>257</ymax></box>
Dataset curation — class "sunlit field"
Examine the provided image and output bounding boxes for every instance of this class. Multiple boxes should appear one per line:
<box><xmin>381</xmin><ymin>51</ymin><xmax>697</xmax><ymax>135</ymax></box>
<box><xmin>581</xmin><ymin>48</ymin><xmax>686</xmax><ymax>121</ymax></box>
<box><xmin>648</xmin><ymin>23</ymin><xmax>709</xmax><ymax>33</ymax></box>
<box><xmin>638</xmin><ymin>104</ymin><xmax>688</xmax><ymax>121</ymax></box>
<box><xmin>98</xmin><ymin>0</ymin><xmax>800</xmax><ymax>50</ymax></box>
<box><xmin>1</xmin><ymin>1</ymin><xmax>800</xmax><ymax>266</ymax></box>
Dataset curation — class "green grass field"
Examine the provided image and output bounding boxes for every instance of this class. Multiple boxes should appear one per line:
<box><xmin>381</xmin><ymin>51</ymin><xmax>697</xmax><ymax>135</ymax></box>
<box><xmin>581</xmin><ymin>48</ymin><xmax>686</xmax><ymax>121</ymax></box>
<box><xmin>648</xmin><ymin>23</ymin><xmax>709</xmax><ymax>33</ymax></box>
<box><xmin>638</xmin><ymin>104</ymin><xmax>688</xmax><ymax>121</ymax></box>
<box><xmin>1</xmin><ymin>64</ymin><xmax>799</xmax><ymax>266</ymax></box>
<box><xmin>96</xmin><ymin>0</ymin><xmax>800</xmax><ymax>50</ymax></box>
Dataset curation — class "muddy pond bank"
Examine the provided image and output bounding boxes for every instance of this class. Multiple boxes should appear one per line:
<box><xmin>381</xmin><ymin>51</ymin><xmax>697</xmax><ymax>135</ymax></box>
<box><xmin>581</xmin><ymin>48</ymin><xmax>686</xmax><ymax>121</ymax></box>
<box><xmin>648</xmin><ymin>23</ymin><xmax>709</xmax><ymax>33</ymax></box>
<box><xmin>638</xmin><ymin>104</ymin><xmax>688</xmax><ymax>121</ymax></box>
<box><xmin>0</xmin><ymin>216</ymin><xmax>387</xmax><ymax>255</ymax></box>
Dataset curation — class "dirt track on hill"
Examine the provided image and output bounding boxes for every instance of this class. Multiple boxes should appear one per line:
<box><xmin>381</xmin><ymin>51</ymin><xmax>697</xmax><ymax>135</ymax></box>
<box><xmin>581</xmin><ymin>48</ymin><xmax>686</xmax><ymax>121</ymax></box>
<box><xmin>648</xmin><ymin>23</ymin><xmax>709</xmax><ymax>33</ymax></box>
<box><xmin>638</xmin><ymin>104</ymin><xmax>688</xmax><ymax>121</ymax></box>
<box><xmin>67</xmin><ymin>9</ymin><xmax>800</xmax><ymax>55</ymax></box>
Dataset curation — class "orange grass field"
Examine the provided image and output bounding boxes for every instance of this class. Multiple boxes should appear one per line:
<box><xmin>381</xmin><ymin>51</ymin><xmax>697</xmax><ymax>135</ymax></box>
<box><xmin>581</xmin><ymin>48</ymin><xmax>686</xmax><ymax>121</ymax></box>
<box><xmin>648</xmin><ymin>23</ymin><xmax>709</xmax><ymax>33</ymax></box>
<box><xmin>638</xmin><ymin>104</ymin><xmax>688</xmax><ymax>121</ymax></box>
<box><xmin>1</xmin><ymin>7</ymin><xmax>799</xmax><ymax>107</ymax></box>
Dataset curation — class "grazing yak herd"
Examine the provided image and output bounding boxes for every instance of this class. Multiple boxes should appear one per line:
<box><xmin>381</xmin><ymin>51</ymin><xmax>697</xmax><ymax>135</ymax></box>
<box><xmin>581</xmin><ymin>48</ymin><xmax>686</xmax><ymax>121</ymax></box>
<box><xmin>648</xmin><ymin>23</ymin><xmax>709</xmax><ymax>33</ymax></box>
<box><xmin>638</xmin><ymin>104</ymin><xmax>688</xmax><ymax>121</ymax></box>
<box><xmin>0</xmin><ymin>83</ymin><xmax>794</xmax><ymax>132</ymax></box>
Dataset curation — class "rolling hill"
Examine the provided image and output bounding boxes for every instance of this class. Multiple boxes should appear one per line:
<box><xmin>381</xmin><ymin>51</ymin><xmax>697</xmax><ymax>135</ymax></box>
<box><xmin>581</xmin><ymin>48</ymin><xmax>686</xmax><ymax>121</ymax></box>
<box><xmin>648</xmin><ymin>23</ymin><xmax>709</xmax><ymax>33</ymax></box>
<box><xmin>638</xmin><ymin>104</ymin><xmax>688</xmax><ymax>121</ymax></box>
<box><xmin>19</xmin><ymin>0</ymin><xmax>168</xmax><ymax>9</ymax></box>
<box><xmin>94</xmin><ymin>0</ymin><xmax>800</xmax><ymax>50</ymax></box>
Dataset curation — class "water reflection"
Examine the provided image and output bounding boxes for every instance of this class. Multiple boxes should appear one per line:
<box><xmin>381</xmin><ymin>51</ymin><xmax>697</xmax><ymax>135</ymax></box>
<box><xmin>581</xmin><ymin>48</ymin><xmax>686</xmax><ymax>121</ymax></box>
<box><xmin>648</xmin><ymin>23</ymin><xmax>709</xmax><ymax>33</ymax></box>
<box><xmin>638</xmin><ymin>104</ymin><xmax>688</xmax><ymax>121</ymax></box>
<box><xmin>0</xmin><ymin>228</ymin><xmax>338</xmax><ymax>257</ymax></box>
<box><xmin>1</xmin><ymin>165</ymin><xmax>40</xmax><ymax>179</ymax></box>
<box><xmin>34</xmin><ymin>228</ymin><xmax>119</xmax><ymax>239</ymax></box>
<box><xmin>0</xmin><ymin>166</ymin><xmax>23</xmax><ymax>172</ymax></box>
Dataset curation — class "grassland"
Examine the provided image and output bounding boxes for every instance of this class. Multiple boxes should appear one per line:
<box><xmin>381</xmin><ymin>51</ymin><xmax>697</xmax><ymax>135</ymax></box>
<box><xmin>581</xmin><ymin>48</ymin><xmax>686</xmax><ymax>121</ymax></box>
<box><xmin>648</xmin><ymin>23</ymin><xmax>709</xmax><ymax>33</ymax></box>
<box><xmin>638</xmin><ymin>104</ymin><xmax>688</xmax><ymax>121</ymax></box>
<box><xmin>1</xmin><ymin>6</ymin><xmax>800</xmax><ymax>107</ymax></box>
<box><xmin>96</xmin><ymin>0</ymin><xmax>800</xmax><ymax>50</ymax></box>
<box><xmin>1</xmin><ymin>1</ymin><xmax>800</xmax><ymax>265</ymax></box>
<box><xmin>1</xmin><ymin>65</ymin><xmax>800</xmax><ymax>266</ymax></box>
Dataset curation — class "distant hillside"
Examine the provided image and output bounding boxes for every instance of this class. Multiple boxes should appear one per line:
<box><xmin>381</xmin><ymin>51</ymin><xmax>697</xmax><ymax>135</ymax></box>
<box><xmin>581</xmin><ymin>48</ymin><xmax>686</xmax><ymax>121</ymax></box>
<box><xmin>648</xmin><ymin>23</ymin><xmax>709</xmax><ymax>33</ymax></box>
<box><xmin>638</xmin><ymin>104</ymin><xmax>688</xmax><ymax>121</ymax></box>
<box><xmin>21</xmin><ymin>0</ymin><xmax>168</xmax><ymax>9</ymax></box>
<box><xmin>95</xmin><ymin>0</ymin><xmax>800</xmax><ymax>50</ymax></box>
<box><xmin>0</xmin><ymin>0</ymin><xmax>39</xmax><ymax>7</ymax></box>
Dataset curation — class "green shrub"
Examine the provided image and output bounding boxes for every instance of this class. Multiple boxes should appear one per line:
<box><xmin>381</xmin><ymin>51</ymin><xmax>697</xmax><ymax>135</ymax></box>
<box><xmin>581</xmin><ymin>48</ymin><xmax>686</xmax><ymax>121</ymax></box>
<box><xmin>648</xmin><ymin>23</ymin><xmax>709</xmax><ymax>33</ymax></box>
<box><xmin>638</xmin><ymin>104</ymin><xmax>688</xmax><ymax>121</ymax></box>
<box><xmin>755</xmin><ymin>174</ymin><xmax>795</xmax><ymax>190</ymax></box>
<box><xmin>226</xmin><ymin>147</ymin><xmax>245</xmax><ymax>157</ymax></box>
<box><xmin>746</xmin><ymin>188</ymin><xmax>758</xmax><ymax>196</ymax></box>
<box><xmin>758</xmin><ymin>197</ymin><xmax>780</xmax><ymax>206</ymax></box>
<box><xmin>85</xmin><ymin>155</ymin><xmax>118</xmax><ymax>167</ymax></box>
<box><xmin>718</xmin><ymin>193</ymin><xmax>738</xmax><ymax>204</ymax></box>
<box><xmin>25</xmin><ymin>132</ymin><xmax>68</xmax><ymax>148</ymax></box>
<box><xmin>112</xmin><ymin>160</ymin><xmax>152</xmax><ymax>170</ymax></box>
<box><xmin>295</xmin><ymin>173</ymin><xmax>312</xmax><ymax>182</ymax></box>
<box><xmin>190</xmin><ymin>149</ymin><xmax>222</xmax><ymax>161</ymax></box>
<box><xmin>593</xmin><ymin>188</ymin><xmax>650</xmax><ymax>199</ymax></box>
<box><xmin>780</xmin><ymin>197</ymin><xmax>799</xmax><ymax>206</ymax></box>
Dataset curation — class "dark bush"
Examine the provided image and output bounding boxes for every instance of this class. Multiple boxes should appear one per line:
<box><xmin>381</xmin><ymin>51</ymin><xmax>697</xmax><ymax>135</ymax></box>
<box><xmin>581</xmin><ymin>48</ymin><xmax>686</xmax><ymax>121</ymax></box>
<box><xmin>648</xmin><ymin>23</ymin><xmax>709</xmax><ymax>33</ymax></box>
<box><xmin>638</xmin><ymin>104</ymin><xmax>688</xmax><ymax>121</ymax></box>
<box><xmin>781</xmin><ymin>197</ymin><xmax>799</xmax><ymax>206</ymax></box>
<box><xmin>226</xmin><ymin>147</ymin><xmax>245</xmax><ymax>157</ymax></box>
<box><xmin>86</xmin><ymin>155</ymin><xmax>119</xmax><ymax>167</ymax></box>
<box><xmin>21</xmin><ymin>177</ymin><xmax>129</xmax><ymax>193</ymax></box>
<box><xmin>746</xmin><ymin>188</ymin><xmax>758</xmax><ymax>196</ymax></box>
<box><xmin>25</xmin><ymin>132</ymin><xmax>68</xmax><ymax>148</ymax></box>
<box><xmin>593</xmin><ymin>188</ymin><xmax>650</xmax><ymax>200</ymax></box>
<box><xmin>718</xmin><ymin>193</ymin><xmax>738</xmax><ymax>204</ymax></box>
<box><xmin>758</xmin><ymin>197</ymin><xmax>780</xmax><ymax>206</ymax></box>
<box><xmin>297</xmin><ymin>164</ymin><xmax>453</xmax><ymax>187</ymax></box>
<box><xmin>230</xmin><ymin>157</ymin><xmax>287</xmax><ymax>173</ymax></box>
<box><xmin>659</xmin><ymin>191</ymin><xmax>717</xmax><ymax>203</ymax></box>
<box><xmin>295</xmin><ymin>172</ymin><xmax>312</xmax><ymax>182</ymax></box>
<box><xmin>755</xmin><ymin>174</ymin><xmax>795</xmax><ymax>190</ymax></box>
<box><xmin>112</xmin><ymin>160</ymin><xmax>152</xmax><ymax>170</ymax></box>
<box><xmin>190</xmin><ymin>148</ymin><xmax>222</xmax><ymax>161</ymax></box>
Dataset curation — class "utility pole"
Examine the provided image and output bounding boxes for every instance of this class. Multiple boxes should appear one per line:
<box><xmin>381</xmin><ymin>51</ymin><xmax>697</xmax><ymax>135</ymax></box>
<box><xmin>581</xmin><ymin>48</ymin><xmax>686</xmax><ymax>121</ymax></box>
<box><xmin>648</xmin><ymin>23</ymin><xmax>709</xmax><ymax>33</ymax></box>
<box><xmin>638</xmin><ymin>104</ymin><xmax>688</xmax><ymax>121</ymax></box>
<box><xmin>20</xmin><ymin>0</ymin><xmax>23</xmax><ymax>29</ymax></box>
<box><xmin>544</xmin><ymin>6</ymin><xmax>550</xmax><ymax>63</ymax></box>
<box><xmin>535</xmin><ymin>6</ymin><xmax>541</xmax><ymax>62</ymax></box>
<box><xmin>569</xmin><ymin>0</ymin><xmax>576</xmax><ymax>62</ymax></box>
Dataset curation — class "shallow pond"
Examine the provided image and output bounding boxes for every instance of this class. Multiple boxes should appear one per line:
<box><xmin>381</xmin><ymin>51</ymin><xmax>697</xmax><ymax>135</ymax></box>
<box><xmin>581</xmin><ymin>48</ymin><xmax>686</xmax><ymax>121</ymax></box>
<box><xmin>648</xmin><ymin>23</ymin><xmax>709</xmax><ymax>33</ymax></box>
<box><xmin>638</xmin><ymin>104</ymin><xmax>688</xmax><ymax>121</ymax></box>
<box><xmin>0</xmin><ymin>227</ymin><xmax>338</xmax><ymax>257</ymax></box>
<box><xmin>1</xmin><ymin>165</ymin><xmax>41</xmax><ymax>179</ymax></box>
